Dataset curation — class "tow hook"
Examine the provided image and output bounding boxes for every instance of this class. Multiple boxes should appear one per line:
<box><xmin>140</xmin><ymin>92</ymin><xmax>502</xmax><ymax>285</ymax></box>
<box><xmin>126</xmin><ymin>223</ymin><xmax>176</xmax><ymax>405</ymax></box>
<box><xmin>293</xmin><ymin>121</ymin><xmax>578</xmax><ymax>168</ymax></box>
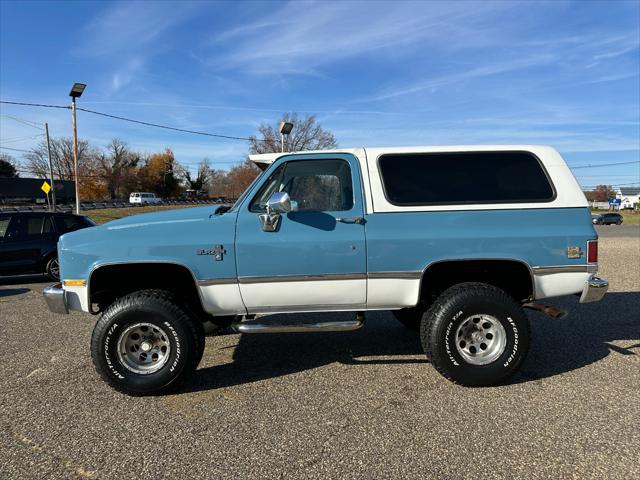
<box><xmin>523</xmin><ymin>303</ymin><xmax>567</xmax><ymax>319</ymax></box>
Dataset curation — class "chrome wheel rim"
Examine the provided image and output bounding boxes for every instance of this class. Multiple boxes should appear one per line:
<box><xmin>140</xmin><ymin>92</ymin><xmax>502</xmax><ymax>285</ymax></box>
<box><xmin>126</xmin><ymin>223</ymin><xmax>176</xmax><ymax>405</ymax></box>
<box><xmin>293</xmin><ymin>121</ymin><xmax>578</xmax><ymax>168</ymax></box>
<box><xmin>49</xmin><ymin>258</ymin><xmax>59</xmax><ymax>278</ymax></box>
<box><xmin>455</xmin><ymin>314</ymin><xmax>507</xmax><ymax>365</ymax></box>
<box><xmin>117</xmin><ymin>323</ymin><xmax>171</xmax><ymax>374</ymax></box>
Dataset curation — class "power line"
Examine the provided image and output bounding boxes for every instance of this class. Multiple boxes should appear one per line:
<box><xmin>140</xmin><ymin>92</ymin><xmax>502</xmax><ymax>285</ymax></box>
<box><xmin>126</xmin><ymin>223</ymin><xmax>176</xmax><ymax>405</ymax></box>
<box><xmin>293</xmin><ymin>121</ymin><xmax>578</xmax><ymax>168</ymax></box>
<box><xmin>0</xmin><ymin>115</ymin><xmax>44</xmax><ymax>130</ymax></box>
<box><xmin>0</xmin><ymin>134</ymin><xmax>44</xmax><ymax>145</ymax></box>
<box><xmin>570</xmin><ymin>160</ymin><xmax>640</xmax><ymax>169</ymax></box>
<box><xmin>0</xmin><ymin>146</ymin><xmax>33</xmax><ymax>153</ymax></box>
<box><xmin>75</xmin><ymin>107</ymin><xmax>258</xmax><ymax>141</ymax></box>
<box><xmin>1</xmin><ymin>100</ymin><xmax>268</xmax><ymax>142</ymax></box>
<box><xmin>0</xmin><ymin>100</ymin><xmax>70</xmax><ymax>110</ymax></box>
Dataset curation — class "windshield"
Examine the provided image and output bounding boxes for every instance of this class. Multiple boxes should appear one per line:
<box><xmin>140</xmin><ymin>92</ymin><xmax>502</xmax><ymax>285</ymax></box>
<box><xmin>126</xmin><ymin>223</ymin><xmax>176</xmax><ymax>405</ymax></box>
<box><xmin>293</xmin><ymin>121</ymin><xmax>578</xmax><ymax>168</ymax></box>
<box><xmin>228</xmin><ymin>167</ymin><xmax>271</xmax><ymax>212</ymax></box>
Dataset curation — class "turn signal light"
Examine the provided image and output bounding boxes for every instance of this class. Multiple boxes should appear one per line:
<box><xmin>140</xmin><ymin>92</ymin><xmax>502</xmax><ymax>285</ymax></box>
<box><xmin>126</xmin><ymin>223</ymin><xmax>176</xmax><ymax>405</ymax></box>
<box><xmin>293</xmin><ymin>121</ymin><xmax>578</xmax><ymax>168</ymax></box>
<box><xmin>63</xmin><ymin>279</ymin><xmax>86</xmax><ymax>287</ymax></box>
<box><xmin>587</xmin><ymin>240</ymin><xmax>598</xmax><ymax>264</ymax></box>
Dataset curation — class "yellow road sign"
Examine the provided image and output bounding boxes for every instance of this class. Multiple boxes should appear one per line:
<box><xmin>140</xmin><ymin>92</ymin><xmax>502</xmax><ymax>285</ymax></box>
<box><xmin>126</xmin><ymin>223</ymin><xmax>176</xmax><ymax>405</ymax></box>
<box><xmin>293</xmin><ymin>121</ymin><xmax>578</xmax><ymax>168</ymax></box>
<box><xmin>41</xmin><ymin>181</ymin><xmax>51</xmax><ymax>195</ymax></box>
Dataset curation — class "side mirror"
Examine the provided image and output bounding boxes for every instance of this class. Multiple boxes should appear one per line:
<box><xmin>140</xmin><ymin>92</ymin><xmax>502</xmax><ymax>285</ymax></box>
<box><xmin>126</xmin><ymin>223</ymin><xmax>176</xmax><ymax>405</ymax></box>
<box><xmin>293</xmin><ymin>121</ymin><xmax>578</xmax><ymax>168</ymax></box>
<box><xmin>266</xmin><ymin>191</ymin><xmax>291</xmax><ymax>214</ymax></box>
<box><xmin>259</xmin><ymin>192</ymin><xmax>292</xmax><ymax>232</ymax></box>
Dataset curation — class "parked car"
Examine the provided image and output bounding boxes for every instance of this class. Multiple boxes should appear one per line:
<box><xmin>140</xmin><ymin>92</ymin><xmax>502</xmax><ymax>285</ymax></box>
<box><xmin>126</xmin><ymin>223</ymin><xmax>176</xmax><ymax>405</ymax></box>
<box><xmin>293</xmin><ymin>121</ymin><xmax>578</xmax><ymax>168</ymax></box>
<box><xmin>129</xmin><ymin>192</ymin><xmax>161</xmax><ymax>204</ymax></box>
<box><xmin>44</xmin><ymin>145</ymin><xmax>608</xmax><ymax>395</ymax></box>
<box><xmin>592</xmin><ymin>213</ymin><xmax>623</xmax><ymax>225</ymax></box>
<box><xmin>0</xmin><ymin>212</ymin><xmax>95</xmax><ymax>280</ymax></box>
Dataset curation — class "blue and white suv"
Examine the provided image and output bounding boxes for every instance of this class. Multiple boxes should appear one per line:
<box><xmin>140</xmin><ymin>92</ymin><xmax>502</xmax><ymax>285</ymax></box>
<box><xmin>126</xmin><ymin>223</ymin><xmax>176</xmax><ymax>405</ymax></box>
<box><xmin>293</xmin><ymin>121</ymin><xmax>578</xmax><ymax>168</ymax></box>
<box><xmin>44</xmin><ymin>145</ymin><xmax>608</xmax><ymax>395</ymax></box>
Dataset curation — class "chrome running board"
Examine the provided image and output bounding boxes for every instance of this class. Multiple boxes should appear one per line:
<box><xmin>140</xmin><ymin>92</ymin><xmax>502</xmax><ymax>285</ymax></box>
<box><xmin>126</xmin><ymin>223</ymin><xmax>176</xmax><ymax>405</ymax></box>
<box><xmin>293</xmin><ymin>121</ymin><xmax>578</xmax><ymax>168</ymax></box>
<box><xmin>232</xmin><ymin>312</ymin><xmax>365</xmax><ymax>334</ymax></box>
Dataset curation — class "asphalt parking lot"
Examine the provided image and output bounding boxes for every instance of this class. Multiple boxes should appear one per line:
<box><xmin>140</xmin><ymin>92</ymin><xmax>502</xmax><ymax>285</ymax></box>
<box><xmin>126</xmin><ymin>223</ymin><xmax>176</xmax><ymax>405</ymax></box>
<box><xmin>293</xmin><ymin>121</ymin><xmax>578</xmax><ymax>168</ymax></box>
<box><xmin>1</xmin><ymin>227</ymin><xmax>638</xmax><ymax>479</ymax></box>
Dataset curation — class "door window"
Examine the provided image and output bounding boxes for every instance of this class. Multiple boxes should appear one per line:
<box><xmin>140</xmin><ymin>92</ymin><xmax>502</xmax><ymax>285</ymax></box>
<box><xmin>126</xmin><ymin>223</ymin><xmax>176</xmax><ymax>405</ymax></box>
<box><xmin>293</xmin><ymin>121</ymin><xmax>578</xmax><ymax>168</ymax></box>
<box><xmin>250</xmin><ymin>159</ymin><xmax>353</xmax><ymax>212</ymax></box>
<box><xmin>26</xmin><ymin>215</ymin><xmax>48</xmax><ymax>236</ymax></box>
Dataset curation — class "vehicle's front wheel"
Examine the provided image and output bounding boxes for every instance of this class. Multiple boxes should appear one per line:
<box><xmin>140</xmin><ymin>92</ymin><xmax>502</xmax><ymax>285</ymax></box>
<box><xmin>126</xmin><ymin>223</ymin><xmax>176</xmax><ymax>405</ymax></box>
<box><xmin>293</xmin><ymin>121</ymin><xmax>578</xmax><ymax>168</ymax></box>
<box><xmin>91</xmin><ymin>290</ymin><xmax>202</xmax><ymax>395</ymax></box>
<box><xmin>421</xmin><ymin>282</ymin><xmax>530</xmax><ymax>387</ymax></box>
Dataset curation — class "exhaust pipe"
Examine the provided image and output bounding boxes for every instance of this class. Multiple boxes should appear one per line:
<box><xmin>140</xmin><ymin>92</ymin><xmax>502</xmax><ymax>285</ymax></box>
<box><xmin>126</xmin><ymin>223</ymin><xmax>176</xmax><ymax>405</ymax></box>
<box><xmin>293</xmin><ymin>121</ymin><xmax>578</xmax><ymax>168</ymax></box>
<box><xmin>523</xmin><ymin>303</ymin><xmax>567</xmax><ymax>319</ymax></box>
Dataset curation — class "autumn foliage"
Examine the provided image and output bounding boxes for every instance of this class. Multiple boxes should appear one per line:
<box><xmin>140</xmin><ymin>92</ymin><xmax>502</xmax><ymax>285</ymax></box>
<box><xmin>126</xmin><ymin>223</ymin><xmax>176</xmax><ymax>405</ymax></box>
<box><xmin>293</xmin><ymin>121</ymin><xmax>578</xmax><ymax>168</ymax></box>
<box><xmin>17</xmin><ymin>113</ymin><xmax>337</xmax><ymax>201</ymax></box>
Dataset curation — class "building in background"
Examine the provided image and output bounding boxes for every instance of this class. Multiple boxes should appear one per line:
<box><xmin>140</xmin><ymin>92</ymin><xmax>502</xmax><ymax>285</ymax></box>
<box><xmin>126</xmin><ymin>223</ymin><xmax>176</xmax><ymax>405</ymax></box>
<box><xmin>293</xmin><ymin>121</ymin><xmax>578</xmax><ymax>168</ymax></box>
<box><xmin>615</xmin><ymin>187</ymin><xmax>640</xmax><ymax>210</ymax></box>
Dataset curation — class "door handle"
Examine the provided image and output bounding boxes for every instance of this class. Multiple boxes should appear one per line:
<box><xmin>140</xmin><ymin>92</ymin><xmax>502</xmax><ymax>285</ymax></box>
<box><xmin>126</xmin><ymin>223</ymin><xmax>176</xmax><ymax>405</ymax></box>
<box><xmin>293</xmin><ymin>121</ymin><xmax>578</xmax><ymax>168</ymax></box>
<box><xmin>336</xmin><ymin>217</ymin><xmax>365</xmax><ymax>225</ymax></box>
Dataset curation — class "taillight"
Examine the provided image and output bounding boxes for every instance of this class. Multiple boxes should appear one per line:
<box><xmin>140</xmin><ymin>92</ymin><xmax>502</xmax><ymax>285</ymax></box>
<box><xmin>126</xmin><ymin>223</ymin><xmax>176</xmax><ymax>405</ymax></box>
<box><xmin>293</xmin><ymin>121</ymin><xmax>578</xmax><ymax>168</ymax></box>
<box><xmin>587</xmin><ymin>240</ymin><xmax>598</xmax><ymax>263</ymax></box>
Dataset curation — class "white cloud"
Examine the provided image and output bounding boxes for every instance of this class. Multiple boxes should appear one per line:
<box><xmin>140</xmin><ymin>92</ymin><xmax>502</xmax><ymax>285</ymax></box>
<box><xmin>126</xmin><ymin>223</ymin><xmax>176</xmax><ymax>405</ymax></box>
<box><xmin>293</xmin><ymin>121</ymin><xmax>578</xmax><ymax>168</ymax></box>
<box><xmin>209</xmin><ymin>0</ymin><xmax>516</xmax><ymax>74</ymax></box>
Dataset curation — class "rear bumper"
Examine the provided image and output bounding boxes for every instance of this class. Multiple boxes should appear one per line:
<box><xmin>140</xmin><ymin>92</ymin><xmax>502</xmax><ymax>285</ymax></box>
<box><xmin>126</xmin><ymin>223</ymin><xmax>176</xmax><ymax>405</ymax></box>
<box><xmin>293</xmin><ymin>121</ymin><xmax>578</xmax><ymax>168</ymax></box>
<box><xmin>579</xmin><ymin>276</ymin><xmax>609</xmax><ymax>303</ymax></box>
<box><xmin>43</xmin><ymin>283</ymin><xmax>68</xmax><ymax>314</ymax></box>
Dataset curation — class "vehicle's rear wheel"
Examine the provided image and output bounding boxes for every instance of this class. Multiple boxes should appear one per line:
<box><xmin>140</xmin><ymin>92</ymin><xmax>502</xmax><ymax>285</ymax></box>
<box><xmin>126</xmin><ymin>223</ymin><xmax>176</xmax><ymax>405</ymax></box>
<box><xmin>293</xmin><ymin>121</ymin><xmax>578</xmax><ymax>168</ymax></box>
<box><xmin>91</xmin><ymin>289</ymin><xmax>202</xmax><ymax>395</ymax></box>
<box><xmin>616</xmin><ymin>220</ymin><xmax>622</xmax><ymax>225</ymax></box>
<box><xmin>421</xmin><ymin>282</ymin><xmax>530</xmax><ymax>387</ymax></box>
<box><xmin>46</xmin><ymin>256</ymin><xmax>60</xmax><ymax>281</ymax></box>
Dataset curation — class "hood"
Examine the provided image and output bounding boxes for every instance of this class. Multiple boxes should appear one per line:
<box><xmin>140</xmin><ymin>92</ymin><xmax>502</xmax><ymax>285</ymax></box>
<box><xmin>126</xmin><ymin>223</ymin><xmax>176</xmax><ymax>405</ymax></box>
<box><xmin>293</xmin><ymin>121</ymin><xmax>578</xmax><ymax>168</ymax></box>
<box><xmin>103</xmin><ymin>205</ymin><xmax>218</xmax><ymax>229</ymax></box>
<box><xmin>58</xmin><ymin>205</ymin><xmax>223</xmax><ymax>252</ymax></box>
<box><xmin>57</xmin><ymin>205</ymin><xmax>236</xmax><ymax>281</ymax></box>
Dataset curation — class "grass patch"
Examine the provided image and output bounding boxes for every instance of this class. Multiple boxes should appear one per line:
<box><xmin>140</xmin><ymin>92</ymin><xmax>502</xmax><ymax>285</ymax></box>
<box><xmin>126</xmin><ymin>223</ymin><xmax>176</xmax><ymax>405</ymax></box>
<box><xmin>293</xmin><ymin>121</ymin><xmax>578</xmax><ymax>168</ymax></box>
<box><xmin>87</xmin><ymin>205</ymin><xmax>195</xmax><ymax>225</ymax></box>
<box><xmin>591</xmin><ymin>209</ymin><xmax>640</xmax><ymax>225</ymax></box>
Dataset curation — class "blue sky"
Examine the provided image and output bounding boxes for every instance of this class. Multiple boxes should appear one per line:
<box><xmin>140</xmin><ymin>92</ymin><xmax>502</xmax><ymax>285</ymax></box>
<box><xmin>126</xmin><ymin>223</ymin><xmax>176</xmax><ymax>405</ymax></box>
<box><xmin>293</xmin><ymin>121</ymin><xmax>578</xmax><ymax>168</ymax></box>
<box><xmin>1</xmin><ymin>0</ymin><xmax>639</xmax><ymax>188</ymax></box>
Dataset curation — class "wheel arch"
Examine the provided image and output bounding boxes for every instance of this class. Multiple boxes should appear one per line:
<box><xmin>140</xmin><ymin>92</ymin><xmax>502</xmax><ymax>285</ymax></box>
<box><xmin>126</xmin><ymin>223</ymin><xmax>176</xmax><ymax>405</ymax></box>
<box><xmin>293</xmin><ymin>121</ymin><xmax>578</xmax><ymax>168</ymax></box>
<box><xmin>88</xmin><ymin>261</ymin><xmax>206</xmax><ymax>314</ymax></box>
<box><xmin>419</xmin><ymin>258</ymin><xmax>535</xmax><ymax>304</ymax></box>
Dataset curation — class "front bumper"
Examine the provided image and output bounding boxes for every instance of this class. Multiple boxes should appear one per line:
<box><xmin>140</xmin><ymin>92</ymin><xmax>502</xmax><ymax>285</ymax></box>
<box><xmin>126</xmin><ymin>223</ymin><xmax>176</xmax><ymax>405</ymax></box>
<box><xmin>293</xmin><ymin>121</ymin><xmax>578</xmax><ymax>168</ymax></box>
<box><xmin>579</xmin><ymin>276</ymin><xmax>609</xmax><ymax>303</ymax></box>
<box><xmin>43</xmin><ymin>283</ymin><xmax>68</xmax><ymax>314</ymax></box>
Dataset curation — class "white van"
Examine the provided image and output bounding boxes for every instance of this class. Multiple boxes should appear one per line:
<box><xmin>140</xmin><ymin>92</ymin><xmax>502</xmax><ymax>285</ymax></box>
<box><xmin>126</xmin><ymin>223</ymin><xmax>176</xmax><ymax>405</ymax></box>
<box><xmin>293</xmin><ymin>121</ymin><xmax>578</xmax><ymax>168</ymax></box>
<box><xmin>129</xmin><ymin>192</ymin><xmax>161</xmax><ymax>204</ymax></box>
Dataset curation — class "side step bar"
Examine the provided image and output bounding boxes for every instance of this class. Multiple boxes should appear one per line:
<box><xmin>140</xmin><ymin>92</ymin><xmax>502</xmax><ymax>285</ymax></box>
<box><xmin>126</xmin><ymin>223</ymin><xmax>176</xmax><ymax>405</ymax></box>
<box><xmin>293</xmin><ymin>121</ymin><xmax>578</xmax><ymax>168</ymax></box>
<box><xmin>232</xmin><ymin>312</ymin><xmax>365</xmax><ymax>334</ymax></box>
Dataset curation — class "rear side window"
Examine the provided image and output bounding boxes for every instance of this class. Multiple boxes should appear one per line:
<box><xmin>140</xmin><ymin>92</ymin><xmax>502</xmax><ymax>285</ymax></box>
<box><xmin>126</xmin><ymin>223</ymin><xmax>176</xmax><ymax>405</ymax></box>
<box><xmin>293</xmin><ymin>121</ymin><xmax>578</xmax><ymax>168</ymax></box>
<box><xmin>0</xmin><ymin>215</ymin><xmax>10</xmax><ymax>238</ymax></box>
<box><xmin>55</xmin><ymin>215</ymin><xmax>93</xmax><ymax>232</ymax></box>
<box><xmin>378</xmin><ymin>151</ymin><xmax>555</xmax><ymax>205</ymax></box>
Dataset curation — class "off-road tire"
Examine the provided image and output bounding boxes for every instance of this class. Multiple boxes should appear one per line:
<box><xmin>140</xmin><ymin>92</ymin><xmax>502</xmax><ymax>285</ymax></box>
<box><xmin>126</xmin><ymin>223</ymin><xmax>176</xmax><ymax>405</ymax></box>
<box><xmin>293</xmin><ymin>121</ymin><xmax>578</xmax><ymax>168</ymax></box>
<box><xmin>420</xmin><ymin>282</ymin><xmax>530</xmax><ymax>387</ymax></box>
<box><xmin>392</xmin><ymin>307</ymin><xmax>422</xmax><ymax>331</ymax></box>
<box><xmin>91</xmin><ymin>289</ymin><xmax>202</xmax><ymax>395</ymax></box>
<box><xmin>45</xmin><ymin>256</ymin><xmax>60</xmax><ymax>281</ymax></box>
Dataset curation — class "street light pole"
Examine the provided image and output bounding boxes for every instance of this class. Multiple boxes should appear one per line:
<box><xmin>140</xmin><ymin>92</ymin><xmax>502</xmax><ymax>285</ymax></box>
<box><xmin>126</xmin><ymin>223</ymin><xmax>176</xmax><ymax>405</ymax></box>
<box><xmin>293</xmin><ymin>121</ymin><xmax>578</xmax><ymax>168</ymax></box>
<box><xmin>69</xmin><ymin>83</ymin><xmax>86</xmax><ymax>215</ymax></box>
<box><xmin>71</xmin><ymin>97</ymin><xmax>80</xmax><ymax>214</ymax></box>
<box><xmin>44</xmin><ymin>122</ymin><xmax>56</xmax><ymax>211</ymax></box>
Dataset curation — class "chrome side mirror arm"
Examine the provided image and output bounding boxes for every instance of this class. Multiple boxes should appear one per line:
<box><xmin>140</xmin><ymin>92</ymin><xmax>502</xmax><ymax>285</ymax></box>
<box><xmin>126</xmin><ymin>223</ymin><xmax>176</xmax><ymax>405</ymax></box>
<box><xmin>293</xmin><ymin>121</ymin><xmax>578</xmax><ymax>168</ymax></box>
<box><xmin>259</xmin><ymin>209</ymin><xmax>281</xmax><ymax>232</ymax></box>
<box><xmin>259</xmin><ymin>191</ymin><xmax>293</xmax><ymax>232</ymax></box>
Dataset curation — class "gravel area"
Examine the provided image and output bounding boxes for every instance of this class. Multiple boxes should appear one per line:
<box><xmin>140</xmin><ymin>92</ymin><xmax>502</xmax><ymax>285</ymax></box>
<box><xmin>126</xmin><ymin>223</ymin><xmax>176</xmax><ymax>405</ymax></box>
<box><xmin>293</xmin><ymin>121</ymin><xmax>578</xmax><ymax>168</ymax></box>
<box><xmin>1</xmin><ymin>234</ymin><xmax>638</xmax><ymax>479</ymax></box>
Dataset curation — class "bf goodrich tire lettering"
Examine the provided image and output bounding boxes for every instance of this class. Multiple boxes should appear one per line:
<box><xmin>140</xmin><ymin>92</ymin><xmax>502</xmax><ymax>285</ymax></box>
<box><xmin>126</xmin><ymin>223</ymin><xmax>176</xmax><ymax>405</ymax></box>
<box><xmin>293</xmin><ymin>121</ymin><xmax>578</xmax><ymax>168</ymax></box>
<box><xmin>421</xmin><ymin>282</ymin><xmax>531</xmax><ymax>387</ymax></box>
<box><xmin>91</xmin><ymin>290</ymin><xmax>202</xmax><ymax>395</ymax></box>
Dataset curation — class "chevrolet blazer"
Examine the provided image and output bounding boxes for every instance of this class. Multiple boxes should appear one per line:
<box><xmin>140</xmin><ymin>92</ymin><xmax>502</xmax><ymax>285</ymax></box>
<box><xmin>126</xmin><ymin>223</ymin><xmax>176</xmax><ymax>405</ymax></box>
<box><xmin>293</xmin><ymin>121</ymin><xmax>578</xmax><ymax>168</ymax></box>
<box><xmin>44</xmin><ymin>145</ymin><xmax>608</xmax><ymax>395</ymax></box>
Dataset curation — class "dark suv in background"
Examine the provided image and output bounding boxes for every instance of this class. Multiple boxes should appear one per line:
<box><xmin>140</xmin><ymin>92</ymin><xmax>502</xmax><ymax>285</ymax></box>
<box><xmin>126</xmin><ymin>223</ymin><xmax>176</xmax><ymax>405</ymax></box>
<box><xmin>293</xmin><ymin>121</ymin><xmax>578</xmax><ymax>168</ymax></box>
<box><xmin>592</xmin><ymin>212</ymin><xmax>623</xmax><ymax>225</ymax></box>
<box><xmin>0</xmin><ymin>212</ymin><xmax>95</xmax><ymax>280</ymax></box>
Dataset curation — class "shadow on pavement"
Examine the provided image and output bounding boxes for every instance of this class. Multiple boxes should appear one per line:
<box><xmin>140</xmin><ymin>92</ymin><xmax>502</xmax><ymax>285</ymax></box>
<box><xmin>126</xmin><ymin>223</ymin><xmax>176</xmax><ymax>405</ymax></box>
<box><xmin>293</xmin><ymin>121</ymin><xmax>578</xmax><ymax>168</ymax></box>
<box><xmin>0</xmin><ymin>287</ymin><xmax>30</xmax><ymax>297</ymax></box>
<box><xmin>188</xmin><ymin>311</ymin><xmax>424</xmax><ymax>393</ymax></box>
<box><xmin>515</xmin><ymin>291</ymin><xmax>640</xmax><ymax>382</ymax></box>
<box><xmin>186</xmin><ymin>291</ymin><xmax>640</xmax><ymax>393</ymax></box>
<box><xmin>0</xmin><ymin>274</ymin><xmax>48</xmax><ymax>286</ymax></box>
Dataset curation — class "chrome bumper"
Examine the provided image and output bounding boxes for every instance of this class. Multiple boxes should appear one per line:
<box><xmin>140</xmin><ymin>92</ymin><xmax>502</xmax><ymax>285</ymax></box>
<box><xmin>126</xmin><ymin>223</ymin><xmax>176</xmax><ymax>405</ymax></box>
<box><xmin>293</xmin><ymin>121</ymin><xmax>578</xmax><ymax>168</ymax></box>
<box><xmin>579</xmin><ymin>276</ymin><xmax>609</xmax><ymax>304</ymax></box>
<box><xmin>43</xmin><ymin>283</ymin><xmax>68</xmax><ymax>314</ymax></box>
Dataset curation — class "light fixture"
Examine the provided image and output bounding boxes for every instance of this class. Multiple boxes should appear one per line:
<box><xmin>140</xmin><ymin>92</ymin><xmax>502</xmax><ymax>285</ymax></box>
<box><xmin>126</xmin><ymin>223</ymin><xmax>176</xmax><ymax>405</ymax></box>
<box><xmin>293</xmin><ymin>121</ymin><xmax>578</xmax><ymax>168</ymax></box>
<box><xmin>279</xmin><ymin>121</ymin><xmax>294</xmax><ymax>135</ymax></box>
<box><xmin>69</xmin><ymin>83</ymin><xmax>86</xmax><ymax>98</ymax></box>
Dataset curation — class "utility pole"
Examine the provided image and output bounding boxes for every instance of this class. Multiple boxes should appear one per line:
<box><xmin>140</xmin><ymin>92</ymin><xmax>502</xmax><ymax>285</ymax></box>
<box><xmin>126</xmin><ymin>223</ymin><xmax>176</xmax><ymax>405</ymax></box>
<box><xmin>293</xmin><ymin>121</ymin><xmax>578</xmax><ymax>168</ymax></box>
<box><xmin>45</xmin><ymin>122</ymin><xmax>56</xmax><ymax>211</ymax></box>
<box><xmin>69</xmin><ymin>83</ymin><xmax>86</xmax><ymax>215</ymax></box>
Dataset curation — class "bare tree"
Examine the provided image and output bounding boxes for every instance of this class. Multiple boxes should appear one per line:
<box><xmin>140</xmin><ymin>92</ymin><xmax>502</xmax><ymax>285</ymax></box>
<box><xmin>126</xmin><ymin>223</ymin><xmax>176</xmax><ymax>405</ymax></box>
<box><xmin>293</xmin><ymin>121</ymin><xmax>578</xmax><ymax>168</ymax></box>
<box><xmin>182</xmin><ymin>158</ymin><xmax>211</xmax><ymax>191</ymax></box>
<box><xmin>25</xmin><ymin>136</ymin><xmax>96</xmax><ymax>180</ymax></box>
<box><xmin>96</xmin><ymin>139</ymin><xmax>139</xmax><ymax>199</ymax></box>
<box><xmin>248</xmin><ymin>113</ymin><xmax>337</xmax><ymax>154</ymax></box>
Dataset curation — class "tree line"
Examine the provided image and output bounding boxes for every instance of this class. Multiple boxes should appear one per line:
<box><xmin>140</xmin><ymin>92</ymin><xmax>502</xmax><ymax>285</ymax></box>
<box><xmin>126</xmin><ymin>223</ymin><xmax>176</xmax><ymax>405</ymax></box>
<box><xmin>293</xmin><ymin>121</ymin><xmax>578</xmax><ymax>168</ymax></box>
<box><xmin>0</xmin><ymin>113</ymin><xmax>337</xmax><ymax>201</ymax></box>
